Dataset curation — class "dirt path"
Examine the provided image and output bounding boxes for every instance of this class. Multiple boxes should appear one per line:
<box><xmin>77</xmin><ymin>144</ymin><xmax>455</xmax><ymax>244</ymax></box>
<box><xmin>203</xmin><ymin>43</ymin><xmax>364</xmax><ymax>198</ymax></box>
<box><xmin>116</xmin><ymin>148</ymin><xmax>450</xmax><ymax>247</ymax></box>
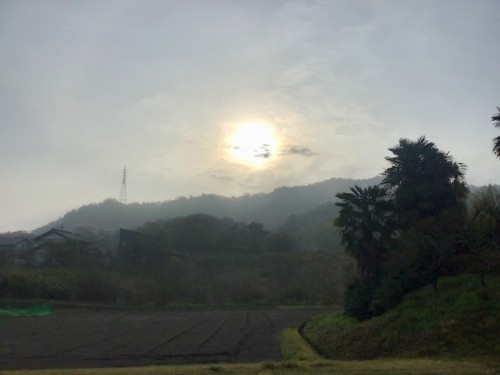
<box><xmin>0</xmin><ymin>307</ymin><xmax>328</xmax><ymax>370</ymax></box>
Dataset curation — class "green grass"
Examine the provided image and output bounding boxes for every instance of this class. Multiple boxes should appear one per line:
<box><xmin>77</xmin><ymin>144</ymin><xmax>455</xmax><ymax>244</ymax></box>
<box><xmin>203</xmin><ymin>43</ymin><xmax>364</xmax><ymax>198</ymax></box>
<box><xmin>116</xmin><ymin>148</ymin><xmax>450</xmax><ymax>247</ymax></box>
<box><xmin>303</xmin><ymin>274</ymin><xmax>500</xmax><ymax>360</ymax></box>
<box><xmin>2</xmin><ymin>359</ymin><xmax>497</xmax><ymax>375</ymax></box>
<box><xmin>280</xmin><ymin>328</ymin><xmax>322</xmax><ymax>362</ymax></box>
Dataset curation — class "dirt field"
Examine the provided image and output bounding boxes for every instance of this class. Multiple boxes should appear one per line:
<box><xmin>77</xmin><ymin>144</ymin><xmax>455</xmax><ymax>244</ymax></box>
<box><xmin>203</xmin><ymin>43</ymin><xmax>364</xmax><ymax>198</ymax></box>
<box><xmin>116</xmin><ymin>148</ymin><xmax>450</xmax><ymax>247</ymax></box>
<box><xmin>0</xmin><ymin>307</ymin><xmax>328</xmax><ymax>370</ymax></box>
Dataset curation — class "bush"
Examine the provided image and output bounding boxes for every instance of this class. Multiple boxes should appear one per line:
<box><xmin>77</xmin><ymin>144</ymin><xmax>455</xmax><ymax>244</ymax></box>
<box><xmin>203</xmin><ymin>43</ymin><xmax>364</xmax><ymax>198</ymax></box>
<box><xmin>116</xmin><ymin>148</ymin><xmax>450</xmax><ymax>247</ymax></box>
<box><xmin>344</xmin><ymin>279</ymin><xmax>373</xmax><ymax>320</ymax></box>
<box><xmin>72</xmin><ymin>272</ymin><xmax>115</xmax><ymax>303</ymax></box>
<box><xmin>0</xmin><ymin>269</ymin><xmax>72</xmax><ymax>300</ymax></box>
<box><xmin>371</xmin><ymin>278</ymin><xmax>404</xmax><ymax>316</ymax></box>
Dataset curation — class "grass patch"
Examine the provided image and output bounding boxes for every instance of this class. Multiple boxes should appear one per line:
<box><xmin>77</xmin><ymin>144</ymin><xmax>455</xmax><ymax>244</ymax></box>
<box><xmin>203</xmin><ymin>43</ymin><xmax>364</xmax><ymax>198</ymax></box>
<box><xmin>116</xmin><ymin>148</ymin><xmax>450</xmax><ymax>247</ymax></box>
<box><xmin>303</xmin><ymin>274</ymin><xmax>500</xmax><ymax>360</ymax></box>
<box><xmin>280</xmin><ymin>328</ymin><xmax>322</xmax><ymax>361</ymax></box>
<box><xmin>1</xmin><ymin>359</ymin><xmax>498</xmax><ymax>375</ymax></box>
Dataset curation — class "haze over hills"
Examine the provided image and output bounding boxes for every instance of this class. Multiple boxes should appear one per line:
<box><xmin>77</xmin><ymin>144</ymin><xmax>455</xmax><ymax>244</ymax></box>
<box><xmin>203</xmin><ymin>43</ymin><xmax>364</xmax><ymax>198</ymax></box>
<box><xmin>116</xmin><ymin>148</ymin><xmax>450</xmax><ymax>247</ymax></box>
<box><xmin>33</xmin><ymin>176</ymin><xmax>382</xmax><ymax>234</ymax></box>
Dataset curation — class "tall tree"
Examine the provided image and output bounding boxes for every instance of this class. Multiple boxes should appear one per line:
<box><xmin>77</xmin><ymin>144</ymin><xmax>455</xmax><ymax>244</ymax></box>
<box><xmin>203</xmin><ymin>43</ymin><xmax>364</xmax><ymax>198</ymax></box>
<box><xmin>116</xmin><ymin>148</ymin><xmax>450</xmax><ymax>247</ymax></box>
<box><xmin>383</xmin><ymin>136</ymin><xmax>467</xmax><ymax>290</ymax></box>
<box><xmin>383</xmin><ymin>136</ymin><xmax>467</xmax><ymax>227</ymax></box>
<box><xmin>492</xmin><ymin>107</ymin><xmax>500</xmax><ymax>158</ymax></box>
<box><xmin>335</xmin><ymin>185</ymin><xmax>394</xmax><ymax>282</ymax></box>
<box><xmin>335</xmin><ymin>185</ymin><xmax>394</xmax><ymax>320</ymax></box>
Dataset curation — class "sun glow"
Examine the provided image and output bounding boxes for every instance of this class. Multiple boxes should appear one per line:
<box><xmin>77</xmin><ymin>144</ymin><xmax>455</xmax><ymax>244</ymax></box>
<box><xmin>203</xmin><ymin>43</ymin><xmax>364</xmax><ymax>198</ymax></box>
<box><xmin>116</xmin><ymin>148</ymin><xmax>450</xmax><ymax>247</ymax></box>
<box><xmin>227</xmin><ymin>121</ymin><xmax>278</xmax><ymax>166</ymax></box>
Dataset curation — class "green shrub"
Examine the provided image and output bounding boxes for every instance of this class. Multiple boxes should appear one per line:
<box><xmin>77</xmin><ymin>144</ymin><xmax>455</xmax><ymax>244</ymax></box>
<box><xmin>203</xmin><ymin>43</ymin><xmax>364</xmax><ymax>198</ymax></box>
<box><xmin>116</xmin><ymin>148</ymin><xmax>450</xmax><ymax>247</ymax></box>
<box><xmin>261</xmin><ymin>361</ymin><xmax>278</xmax><ymax>370</ymax></box>
<box><xmin>344</xmin><ymin>279</ymin><xmax>373</xmax><ymax>320</ymax></box>
<box><xmin>371</xmin><ymin>278</ymin><xmax>404</xmax><ymax>316</ymax></box>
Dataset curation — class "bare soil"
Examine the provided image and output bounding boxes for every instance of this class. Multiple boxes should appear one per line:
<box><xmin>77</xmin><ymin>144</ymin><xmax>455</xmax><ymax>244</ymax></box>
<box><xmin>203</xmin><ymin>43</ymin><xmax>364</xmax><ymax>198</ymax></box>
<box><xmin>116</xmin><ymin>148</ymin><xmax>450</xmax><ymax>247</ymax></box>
<box><xmin>0</xmin><ymin>307</ymin><xmax>328</xmax><ymax>370</ymax></box>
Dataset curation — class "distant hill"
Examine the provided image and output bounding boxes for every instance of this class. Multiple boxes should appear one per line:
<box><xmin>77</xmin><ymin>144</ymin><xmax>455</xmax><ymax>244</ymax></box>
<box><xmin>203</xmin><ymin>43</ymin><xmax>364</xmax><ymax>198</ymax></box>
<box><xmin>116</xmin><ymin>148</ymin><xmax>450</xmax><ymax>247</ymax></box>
<box><xmin>33</xmin><ymin>176</ymin><xmax>382</xmax><ymax>234</ymax></box>
<box><xmin>281</xmin><ymin>202</ymin><xmax>342</xmax><ymax>251</ymax></box>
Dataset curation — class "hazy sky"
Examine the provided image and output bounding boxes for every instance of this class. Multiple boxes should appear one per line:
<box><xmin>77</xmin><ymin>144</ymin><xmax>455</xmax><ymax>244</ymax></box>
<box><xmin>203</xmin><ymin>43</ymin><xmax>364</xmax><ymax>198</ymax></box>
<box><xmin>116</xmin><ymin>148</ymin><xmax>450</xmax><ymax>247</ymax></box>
<box><xmin>1</xmin><ymin>0</ymin><xmax>499</xmax><ymax>232</ymax></box>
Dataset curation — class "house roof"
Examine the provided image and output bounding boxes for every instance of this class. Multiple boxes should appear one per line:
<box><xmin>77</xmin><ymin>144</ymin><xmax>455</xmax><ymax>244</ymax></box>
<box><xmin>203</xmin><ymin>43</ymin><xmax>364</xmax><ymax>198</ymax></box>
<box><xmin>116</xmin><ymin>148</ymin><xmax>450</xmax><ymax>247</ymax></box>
<box><xmin>33</xmin><ymin>228</ymin><xmax>91</xmax><ymax>243</ymax></box>
<box><xmin>0</xmin><ymin>238</ymin><xmax>29</xmax><ymax>247</ymax></box>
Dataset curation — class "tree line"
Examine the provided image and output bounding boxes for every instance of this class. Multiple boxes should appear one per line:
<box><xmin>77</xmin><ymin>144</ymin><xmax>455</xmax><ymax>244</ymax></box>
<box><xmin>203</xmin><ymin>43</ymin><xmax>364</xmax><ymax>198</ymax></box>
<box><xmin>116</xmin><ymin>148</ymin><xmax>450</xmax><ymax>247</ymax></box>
<box><xmin>336</xmin><ymin>128</ymin><xmax>500</xmax><ymax>320</ymax></box>
<box><xmin>0</xmin><ymin>214</ymin><xmax>349</xmax><ymax>306</ymax></box>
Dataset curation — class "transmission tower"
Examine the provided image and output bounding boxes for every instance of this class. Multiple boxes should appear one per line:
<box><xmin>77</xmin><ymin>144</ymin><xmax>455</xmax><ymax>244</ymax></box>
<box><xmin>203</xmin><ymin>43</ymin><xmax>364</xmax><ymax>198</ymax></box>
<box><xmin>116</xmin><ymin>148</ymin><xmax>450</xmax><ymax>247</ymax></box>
<box><xmin>120</xmin><ymin>166</ymin><xmax>127</xmax><ymax>204</ymax></box>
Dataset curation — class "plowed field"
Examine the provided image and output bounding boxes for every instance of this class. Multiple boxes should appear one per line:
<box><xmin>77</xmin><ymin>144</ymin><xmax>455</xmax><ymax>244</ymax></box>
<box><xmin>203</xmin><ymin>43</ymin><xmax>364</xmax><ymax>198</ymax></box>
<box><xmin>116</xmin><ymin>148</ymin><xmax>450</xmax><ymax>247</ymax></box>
<box><xmin>0</xmin><ymin>308</ymin><xmax>328</xmax><ymax>370</ymax></box>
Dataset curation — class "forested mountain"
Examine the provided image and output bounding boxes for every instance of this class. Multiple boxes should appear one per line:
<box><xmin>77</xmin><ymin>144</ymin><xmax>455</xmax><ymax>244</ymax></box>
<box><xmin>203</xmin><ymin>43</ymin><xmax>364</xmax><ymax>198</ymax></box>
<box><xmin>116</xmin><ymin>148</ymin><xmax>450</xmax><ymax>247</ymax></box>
<box><xmin>33</xmin><ymin>176</ymin><xmax>382</xmax><ymax>234</ymax></box>
<box><xmin>281</xmin><ymin>202</ymin><xmax>341</xmax><ymax>252</ymax></box>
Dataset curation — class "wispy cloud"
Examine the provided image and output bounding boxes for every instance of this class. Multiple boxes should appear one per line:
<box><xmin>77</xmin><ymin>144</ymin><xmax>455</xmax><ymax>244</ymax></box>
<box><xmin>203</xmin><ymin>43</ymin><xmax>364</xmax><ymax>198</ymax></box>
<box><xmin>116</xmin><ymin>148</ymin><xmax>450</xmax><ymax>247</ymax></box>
<box><xmin>281</xmin><ymin>145</ymin><xmax>317</xmax><ymax>157</ymax></box>
<box><xmin>210</xmin><ymin>174</ymin><xmax>235</xmax><ymax>183</ymax></box>
<box><xmin>254</xmin><ymin>144</ymin><xmax>272</xmax><ymax>159</ymax></box>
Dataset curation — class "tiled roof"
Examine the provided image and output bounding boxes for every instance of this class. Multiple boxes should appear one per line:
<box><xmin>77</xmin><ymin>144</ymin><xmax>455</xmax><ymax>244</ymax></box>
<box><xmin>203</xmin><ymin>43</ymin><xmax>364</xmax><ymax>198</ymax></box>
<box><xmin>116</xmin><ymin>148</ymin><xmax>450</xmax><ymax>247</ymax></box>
<box><xmin>0</xmin><ymin>238</ymin><xmax>28</xmax><ymax>247</ymax></box>
<box><xmin>33</xmin><ymin>228</ymin><xmax>90</xmax><ymax>243</ymax></box>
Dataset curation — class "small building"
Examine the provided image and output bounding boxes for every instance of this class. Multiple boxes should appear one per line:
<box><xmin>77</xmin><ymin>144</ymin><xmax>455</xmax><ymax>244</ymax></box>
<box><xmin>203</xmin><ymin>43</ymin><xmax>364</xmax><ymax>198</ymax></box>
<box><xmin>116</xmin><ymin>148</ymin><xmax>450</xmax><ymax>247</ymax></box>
<box><xmin>33</xmin><ymin>228</ymin><xmax>88</xmax><ymax>245</ymax></box>
<box><xmin>0</xmin><ymin>237</ymin><xmax>30</xmax><ymax>265</ymax></box>
<box><xmin>32</xmin><ymin>228</ymin><xmax>95</xmax><ymax>266</ymax></box>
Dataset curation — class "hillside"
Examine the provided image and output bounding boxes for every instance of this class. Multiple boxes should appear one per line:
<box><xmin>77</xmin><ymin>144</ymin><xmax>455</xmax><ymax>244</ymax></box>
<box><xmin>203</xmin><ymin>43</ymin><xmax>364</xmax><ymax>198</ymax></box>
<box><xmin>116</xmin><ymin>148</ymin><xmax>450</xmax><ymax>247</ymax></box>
<box><xmin>302</xmin><ymin>274</ymin><xmax>500</xmax><ymax>360</ymax></box>
<box><xmin>281</xmin><ymin>202</ymin><xmax>342</xmax><ymax>251</ymax></box>
<box><xmin>33</xmin><ymin>176</ymin><xmax>381</xmax><ymax>234</ymax></box>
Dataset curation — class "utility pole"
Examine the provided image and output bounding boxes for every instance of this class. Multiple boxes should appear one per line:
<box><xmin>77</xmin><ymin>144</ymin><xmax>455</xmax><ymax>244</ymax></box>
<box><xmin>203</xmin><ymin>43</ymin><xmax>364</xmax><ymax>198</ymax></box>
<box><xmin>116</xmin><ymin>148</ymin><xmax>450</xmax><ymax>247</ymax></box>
<box><xmin>120</xmin><ymin>166</ymin><xmax>127</xmax><ymax>204</ymax></box>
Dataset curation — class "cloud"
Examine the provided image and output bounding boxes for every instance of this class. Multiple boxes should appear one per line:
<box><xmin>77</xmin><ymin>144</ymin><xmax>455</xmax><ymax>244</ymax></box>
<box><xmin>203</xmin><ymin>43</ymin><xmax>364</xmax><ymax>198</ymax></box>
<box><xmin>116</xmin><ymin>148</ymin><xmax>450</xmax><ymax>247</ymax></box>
<box><xmin>254</xmin><ymin>144</ymin><xmax>272</xmax><ymax>159</ymax></box>
<box><xmin>281</xmin><ymin>145</ymin><xmax>317</xmax><ymax>157</ymax></box>
<box><xmin>229</xmin><ymin>143</ymin><xmax>272</xmax><ymax>159</ymax></box>
<box><xmin>1</xmin><ymin>0</ymin><xmax>499</xmax><ymax>232</ymax></box>
<box><xmin>210</xmin><ymin>174</ymin><xmax>235</xmax><ymax>183</ymax></box>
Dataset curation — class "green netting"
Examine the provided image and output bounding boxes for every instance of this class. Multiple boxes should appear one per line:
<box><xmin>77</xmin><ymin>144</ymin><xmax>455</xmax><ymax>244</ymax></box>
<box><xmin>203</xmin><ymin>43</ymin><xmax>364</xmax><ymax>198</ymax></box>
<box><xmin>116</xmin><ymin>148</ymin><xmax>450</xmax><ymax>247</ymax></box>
<box><xmin>0</xmin><ymin>305</ymin><xmax>54</xmax><ymax>317</ymax></box>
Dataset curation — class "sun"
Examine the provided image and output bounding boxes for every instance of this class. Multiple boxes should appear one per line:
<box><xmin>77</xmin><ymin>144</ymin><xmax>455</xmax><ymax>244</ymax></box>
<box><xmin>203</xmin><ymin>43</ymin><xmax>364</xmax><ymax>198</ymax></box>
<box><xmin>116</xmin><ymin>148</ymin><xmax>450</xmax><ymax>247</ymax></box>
<box><xmin>227</xmin><ymin>121</ymin><xmax>278</xmax><ymax>166</ymax></box>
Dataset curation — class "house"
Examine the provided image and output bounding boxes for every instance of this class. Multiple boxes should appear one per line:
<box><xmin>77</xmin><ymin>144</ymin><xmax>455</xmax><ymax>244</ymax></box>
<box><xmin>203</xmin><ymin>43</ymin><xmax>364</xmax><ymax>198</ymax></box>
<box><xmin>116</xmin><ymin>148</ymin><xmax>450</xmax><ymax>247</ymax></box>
<box><xmin>32</xmin><ymin>228</ymin><xmax>96</xmax><ymax>265</ymax></box>
<box><xmin>0</xmin><ymin>237</ymin><xmax>30</xmax><ymax>265</ymax></box>
<box><xmin>33</xmin><ymin>228</ymin><xmax>89</xmax><ymax>245</ymax></box>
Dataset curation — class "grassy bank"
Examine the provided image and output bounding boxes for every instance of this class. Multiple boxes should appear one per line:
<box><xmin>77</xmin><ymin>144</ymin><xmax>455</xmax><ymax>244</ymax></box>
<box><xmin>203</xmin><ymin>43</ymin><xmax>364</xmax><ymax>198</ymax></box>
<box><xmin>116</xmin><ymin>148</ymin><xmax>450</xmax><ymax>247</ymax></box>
<box><xmin>302</xmin><ymin>274</ymin><xmax>500</xmax><ymax>360</ymax></box>
<box><xmin>280</xmin><ymin>328</ymin><xmax>323</xmax><ymax>362</ymax></box>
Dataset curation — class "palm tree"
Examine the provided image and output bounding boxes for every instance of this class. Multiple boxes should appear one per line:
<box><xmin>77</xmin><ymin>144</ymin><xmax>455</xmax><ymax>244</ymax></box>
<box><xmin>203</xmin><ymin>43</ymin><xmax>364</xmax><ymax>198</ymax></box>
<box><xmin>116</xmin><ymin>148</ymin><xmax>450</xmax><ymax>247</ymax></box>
<box><xmin>382</xmin><ymin>136</ymin><xmax>468</xmax><ymax>291</ymax></box>
<box><xmin>383</xmin><ymin>136</ymin><xmax>467</xmax><ymax>226</ymax></box>
<box><xmin>492</xmin><ymin>107</ymin><xmax>500</xmax><ymax>158</ymax></box>
<box><xmin>335</xmin><ymin>185</ymin><xmax>394</xmax><ymax>282</ymax></box>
